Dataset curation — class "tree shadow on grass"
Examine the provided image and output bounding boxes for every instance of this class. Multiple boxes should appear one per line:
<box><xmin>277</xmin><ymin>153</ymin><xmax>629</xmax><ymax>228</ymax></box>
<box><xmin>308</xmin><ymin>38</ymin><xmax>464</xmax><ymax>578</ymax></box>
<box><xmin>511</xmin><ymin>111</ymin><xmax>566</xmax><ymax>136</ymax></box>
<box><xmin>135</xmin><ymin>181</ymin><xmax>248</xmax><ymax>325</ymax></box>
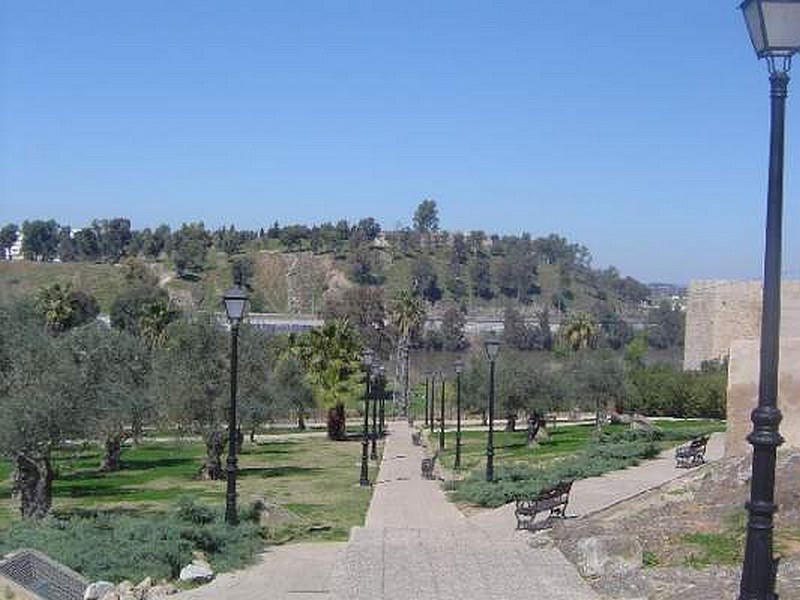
<box><xmin>238</xmin><ymin>466</ymin><xmax>321</xmax><ymax>479</ymax></box>
<box><xmin>119</xmin><ymin>456</ymin><xmax>199</xmax><ymax>471</ymax></box>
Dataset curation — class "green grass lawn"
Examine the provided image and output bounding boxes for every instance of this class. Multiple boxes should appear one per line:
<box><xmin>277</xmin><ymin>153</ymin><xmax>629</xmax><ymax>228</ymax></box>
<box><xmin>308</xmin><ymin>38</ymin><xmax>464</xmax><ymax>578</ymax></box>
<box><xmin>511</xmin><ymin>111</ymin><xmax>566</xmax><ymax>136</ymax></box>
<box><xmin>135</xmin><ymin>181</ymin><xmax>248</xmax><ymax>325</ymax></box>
<box><xmin>0</xmin><ymin>434</ymin><xmax>381</xmax><ymax>542</ymax></box>
<box><xmin>433</xmin><ymin>419</ymin><xmax>725</xmax><ymax>473</ymax></box>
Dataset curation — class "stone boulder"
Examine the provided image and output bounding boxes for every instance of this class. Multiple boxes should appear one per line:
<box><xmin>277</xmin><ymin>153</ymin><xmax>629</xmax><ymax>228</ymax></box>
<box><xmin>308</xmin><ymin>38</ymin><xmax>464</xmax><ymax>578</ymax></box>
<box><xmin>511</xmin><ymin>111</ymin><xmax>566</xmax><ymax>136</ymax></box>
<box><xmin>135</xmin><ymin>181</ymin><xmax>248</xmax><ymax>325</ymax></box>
<box><xmin>179</xmin><ymin>560</ymin><xmax>214</xmax><ymax>584</ymax></box>
<box><xmin>575</xmin><ymin>535</ymin><xmax>643</xmax><ymax>578</ymax></box>
<box><xmin>84</xmin><ymin>581</ymin><xmax>116</xmax><ymax>600</ymax></box>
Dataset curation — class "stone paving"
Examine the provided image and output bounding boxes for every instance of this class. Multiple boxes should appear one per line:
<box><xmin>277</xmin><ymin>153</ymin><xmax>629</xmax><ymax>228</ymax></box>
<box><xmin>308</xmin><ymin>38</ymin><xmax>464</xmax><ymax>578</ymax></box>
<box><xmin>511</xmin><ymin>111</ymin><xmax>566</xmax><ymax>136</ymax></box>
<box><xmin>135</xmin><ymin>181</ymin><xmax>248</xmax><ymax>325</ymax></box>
<box><xmin>329</xmin><ymin>420</ymin><xmax>599</xmax><ymax>599</ymax></box>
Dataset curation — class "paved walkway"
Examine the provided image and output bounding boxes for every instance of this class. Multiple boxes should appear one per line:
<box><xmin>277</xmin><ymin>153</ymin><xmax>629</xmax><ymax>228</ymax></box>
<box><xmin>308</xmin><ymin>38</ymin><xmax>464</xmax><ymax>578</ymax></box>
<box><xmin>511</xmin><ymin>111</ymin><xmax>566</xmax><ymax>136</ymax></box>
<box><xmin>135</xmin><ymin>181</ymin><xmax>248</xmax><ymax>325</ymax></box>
<box><xmin>330</xmin><ymin>420</ymin><xmax>599</xmax><ymax>600</ymax></box>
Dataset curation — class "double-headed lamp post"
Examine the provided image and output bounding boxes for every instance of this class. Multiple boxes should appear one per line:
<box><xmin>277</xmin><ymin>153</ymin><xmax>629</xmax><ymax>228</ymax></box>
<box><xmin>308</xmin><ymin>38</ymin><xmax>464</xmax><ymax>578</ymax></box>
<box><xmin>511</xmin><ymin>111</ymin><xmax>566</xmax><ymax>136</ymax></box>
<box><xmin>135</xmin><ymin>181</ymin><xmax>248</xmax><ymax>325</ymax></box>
<box><xmin>222</xmin><ymin>283</ymin><xmax>249</xmax><ymax>526</ymax></box>
<box><xmin>360</xmin><ymin>349</ymin><xmax>374</xmax><ymax>487</ymax></box>
<box><xmin>739</xmin><ymin>2</ymin><xmax>800</xmax><ymax>598</ymax></box>
<box><xmin>454</xmin><ymin>359</ymin><xmax>464</xmax><ymax>470</ymax></box>
<box><xmin>484</xmin><ymin>337</ymin><xmax>500</xmax><ymax>483</ymax></box>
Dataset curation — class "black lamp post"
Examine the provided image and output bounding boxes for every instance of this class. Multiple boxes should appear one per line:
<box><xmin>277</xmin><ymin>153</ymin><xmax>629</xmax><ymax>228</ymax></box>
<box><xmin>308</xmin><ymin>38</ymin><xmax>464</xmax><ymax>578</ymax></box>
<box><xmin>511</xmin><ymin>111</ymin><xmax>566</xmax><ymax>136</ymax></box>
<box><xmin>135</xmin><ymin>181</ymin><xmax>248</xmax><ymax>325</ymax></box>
<box><xmin>378</xmin><ymin>365</ymin><xmax>386</xmax><ymax>437</ymax></box>
<box><xmin>360</xmin><ymin>349</ymin><xmax>374</xmax><ymax>487</ymax></box>
<box><xmin>484</xmin><ymin>336</ymin><xmax>500</xmax><ymax>483</ymax></box>
<box><xmin>429</xmin><ymin>372</ymin><xmax>435</xmax><ymax>433</ymax></box>
<box><xmin>454</xmin><ymin>359</ymin><xmax>464</xmax><ymax>470</ymax></box>
<box><xmin>424</xmin><ymin>373</ymin><xmax>430</xmax><ymax>428</ymax></box>
<box><xmin>222</xmin><ymin>283</ymin><xmax>249</xmax><ymax>525</ymax></box>
<box><xmin>739</xmin><ymin>2</ymin><xmax>800</xmax><ymax>598</ymax></box>
<box><xmin>438</xmin><ymin>371</ymin><xmax>446</xmax><ymax>452</ymax></box>
<box><xmin>370</xmin><ymin>362</ymin><xmax>380</xmax><ymax>460</ymax></box>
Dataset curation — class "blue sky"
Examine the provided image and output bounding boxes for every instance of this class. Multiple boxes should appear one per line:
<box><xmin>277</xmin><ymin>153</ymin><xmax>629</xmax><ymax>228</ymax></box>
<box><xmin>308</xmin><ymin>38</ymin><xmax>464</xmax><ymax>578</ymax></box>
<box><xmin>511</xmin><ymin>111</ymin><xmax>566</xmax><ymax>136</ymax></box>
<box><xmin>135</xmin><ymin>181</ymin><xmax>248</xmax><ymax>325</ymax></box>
<box><xmin>1</xmin><ymin>1</ymin><xmax>798</xmax><ymax>284</ymax></box>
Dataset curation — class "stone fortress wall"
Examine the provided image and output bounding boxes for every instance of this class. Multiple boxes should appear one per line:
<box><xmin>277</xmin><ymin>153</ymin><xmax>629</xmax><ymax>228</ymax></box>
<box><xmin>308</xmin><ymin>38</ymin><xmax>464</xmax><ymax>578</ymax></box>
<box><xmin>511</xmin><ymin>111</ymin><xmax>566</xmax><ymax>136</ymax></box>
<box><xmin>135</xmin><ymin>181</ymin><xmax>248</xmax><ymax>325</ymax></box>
<box><xmin>683</xmin><ymin>280</ymin><xmax>800</xmax><ymax>370</ymax></box>
<box><xmin>683</xmin><ymin>280</ymin><xmax>800</xmax><ymax>454</ymax></box>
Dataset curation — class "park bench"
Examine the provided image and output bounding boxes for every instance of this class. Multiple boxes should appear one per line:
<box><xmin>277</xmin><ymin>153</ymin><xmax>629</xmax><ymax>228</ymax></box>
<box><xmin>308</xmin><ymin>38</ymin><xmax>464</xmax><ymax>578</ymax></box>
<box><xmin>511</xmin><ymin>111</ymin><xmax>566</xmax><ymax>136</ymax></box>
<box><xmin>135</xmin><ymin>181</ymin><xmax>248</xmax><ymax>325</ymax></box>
<box><xmin>411</xmin><ymin>431</ymin><xmax>422</xmax><ymax>446</ymax></box>
<box><xmin>514</xmin><ymin>480</ymin><xmax>574</xmax><ymax>531</ymax></box>
<box><xmin>421</xmin><ymin>453</ymin><xmax>437</xmax><ymax>480</ymax></box>
<box><xmin>675</xmin><ymin>435</ymin><xmax>710</xmax><ymax>468</ymax></box>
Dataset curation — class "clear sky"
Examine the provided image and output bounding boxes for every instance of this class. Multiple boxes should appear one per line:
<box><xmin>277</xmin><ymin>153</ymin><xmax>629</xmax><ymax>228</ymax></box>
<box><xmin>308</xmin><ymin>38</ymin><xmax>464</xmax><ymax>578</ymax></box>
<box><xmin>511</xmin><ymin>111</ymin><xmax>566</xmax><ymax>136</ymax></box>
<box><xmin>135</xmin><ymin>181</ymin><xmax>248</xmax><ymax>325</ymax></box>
<box><xmin>2</xmin><ymin>1</ymin><xmax>799</xmax><ymax>285</ymax></box>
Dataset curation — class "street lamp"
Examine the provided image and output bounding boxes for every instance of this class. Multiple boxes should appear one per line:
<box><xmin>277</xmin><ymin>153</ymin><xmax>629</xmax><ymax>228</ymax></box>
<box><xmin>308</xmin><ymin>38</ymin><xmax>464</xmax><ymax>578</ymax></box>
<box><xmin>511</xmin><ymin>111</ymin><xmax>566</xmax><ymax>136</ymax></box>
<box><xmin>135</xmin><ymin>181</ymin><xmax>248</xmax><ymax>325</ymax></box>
<box><xmin>360</xmin><ymin>349</ymin><xmax>374</xmax><ymax>486</ymax></box>
<box><xmin>439</xmin><ymin>370</ymin><xmax>446</xmax><ymax>452</ymax></box>
<box><xmin>739</xmin><ymin>2</ymin><xmax>800</xmax><ymax>598</ymax></box>
<box><xmin>454</xmin><ymin>359</ymin><xmax>464</xmax><ymax>470</ymax></box>
<box><xmin>424</xmin><ymin>373</ymin><xmax>430</xmax><ymax>428</ymax></box>
<box><xmin>484</xmin><ymin>336</ymin><xmax>500</xmax><ymax>483</ymax></box>
<box><xmin>378</xmin><ymin>365</ymin><xmax>386</xmax><ymax>437</ymax></box>
<box><xmin>370</xmin><ymin>362</ymin><xmax>380</xmax><ymax>460</ymax></box>
<box><xmin>222</xmin><ymin>283</ymin><xmax>249</xmax><ymax>525</ymax></box>
<box><xmin>429</xmin><ymin>371</ymin><xmax>436</xmax><ymax>433</ymax></box>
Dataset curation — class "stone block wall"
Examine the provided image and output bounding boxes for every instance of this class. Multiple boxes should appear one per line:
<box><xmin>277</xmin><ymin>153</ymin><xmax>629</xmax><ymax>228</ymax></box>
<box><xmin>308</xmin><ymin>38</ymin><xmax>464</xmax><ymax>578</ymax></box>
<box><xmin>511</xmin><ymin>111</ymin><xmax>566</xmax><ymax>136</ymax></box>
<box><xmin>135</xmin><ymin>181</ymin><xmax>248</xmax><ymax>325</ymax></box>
<box><xmin>683</xmin><ymin>280</ymin><xmax>800</xmax><ymax>370</ymax></box>
<box><xmin>727</xmin><ymin>338</ymin><xmax>800</xmax><ymax>455</ymax></box>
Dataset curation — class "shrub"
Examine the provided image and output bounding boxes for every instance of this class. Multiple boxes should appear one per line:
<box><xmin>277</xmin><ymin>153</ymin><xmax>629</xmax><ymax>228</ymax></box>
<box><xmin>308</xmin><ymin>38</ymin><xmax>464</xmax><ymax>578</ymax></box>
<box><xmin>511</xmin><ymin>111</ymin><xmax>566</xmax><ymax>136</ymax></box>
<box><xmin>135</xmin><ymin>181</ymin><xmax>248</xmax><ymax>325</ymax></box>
<box><xmin>450</xmin><ymin>433</ymin><xmax>663</xmax><ymax>508</ymax></box>
<box><xmin>0</xmin><ymin>502</ymin><xmax>263</xmax><ymax>582</ymax></box>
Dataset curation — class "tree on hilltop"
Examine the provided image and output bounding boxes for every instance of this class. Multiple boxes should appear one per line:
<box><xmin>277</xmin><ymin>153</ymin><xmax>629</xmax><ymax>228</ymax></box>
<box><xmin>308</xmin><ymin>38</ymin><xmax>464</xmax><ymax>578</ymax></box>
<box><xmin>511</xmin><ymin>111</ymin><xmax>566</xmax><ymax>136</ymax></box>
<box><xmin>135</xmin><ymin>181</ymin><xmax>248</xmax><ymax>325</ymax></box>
<box><xmin>413</xmin><ymin>199</ymin><xmax>439</xmax><ymax>234</ymax></box>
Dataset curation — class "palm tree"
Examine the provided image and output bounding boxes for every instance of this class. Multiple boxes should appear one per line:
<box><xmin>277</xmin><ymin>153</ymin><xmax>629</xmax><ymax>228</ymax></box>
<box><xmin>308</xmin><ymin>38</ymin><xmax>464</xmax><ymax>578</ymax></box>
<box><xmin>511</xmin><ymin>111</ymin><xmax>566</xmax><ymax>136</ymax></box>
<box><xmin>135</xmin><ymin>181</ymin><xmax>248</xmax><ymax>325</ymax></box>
<box><xmin>390</xmin><ymin>290</ymin><xmax>426</xmax><ymax>415</ymax></box>
<box><xmin>561</xmin><ymin>313</ymin><xmax>597</xmax><ymax>351</ymax></box>
<box><xmin>292</xmin><ymin>319</ymin><xmax>361</xmax><ymax>439</ymax></box>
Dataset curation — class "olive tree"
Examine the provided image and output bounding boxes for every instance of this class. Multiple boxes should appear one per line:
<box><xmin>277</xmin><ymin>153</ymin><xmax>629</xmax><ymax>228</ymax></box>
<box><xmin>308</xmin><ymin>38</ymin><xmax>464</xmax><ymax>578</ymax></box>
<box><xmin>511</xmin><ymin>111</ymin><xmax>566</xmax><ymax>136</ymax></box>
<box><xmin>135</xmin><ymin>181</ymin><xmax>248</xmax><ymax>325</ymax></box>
<box><xmin>62</xmin><ymin>324</ymin><xmax>152</xmax><ymax>471</ymax></box>
<box><xmin>153</xmin><ymin>316</ymin><xmax>228</xmax><ymax>479</ymax></box>
<box><xmin>0</xmin><ymin>301</ymin><xmax>87</xmax><ymax>518</ymax></box>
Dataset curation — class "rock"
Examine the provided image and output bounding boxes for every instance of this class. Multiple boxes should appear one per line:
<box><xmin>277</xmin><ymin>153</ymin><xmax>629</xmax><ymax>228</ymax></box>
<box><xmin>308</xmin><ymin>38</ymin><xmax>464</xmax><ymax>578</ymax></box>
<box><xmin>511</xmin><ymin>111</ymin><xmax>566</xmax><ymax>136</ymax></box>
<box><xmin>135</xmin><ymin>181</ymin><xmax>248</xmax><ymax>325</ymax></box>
<box><xmin>630</xmin><ymin>415</ymin><xmax>656</xmax><ymax>433</ymax></box>
<box><xmin>249</xmin><ymin>497</ymin><xmax>299</xmax><ymax>528</ymax></box>
<box><xmin>84</xmin><ymin>581</ymin><xmax>116</xmax><ymax>600</ymax></box>
<box><xmin>148</xmin><ymin>582</ymin><xmax>179</xmax><ymax>598</ymax></box>
<box><xmin>575</xmin><ymin>535</ymin><xmax>643</xmax><ymax>578</ymax></box>
<box><xmin>609</xmin><ymin>412</ymin><xmax>633</xmax><ymax>425</ymax></box>
<box><xmin>117</xmin><ymin>581</ymin><xmax>134</xmax><ymax>595</ymax></box>
<box><xmin>99</xmin><ymin>592</ymin><xmax>120</xmax><ymax>600</ymax></box>
<box><xmin>179</xmin><ymin>560</ymin><xmax>214</xmax><ymax>583</ymax></box>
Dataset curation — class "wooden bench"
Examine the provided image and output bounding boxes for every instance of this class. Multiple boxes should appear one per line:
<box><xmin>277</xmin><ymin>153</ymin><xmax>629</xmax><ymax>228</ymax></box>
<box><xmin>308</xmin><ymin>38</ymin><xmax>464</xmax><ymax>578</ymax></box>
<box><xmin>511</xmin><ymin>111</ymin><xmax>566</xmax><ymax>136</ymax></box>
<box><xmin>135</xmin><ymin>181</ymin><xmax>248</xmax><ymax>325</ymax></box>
<box><xmin>675</xmin><ymin>435</ymin><xmax>710</xmax><ymax>468</ymax></box>
<box><xmin>514</xmin><ymin>480</ymin><xmax>573</xmax><ymax>531</ymax></box>
<box><xmin>411</xmin><ymin>431</ymin><xmax>422</xmax><ymax>446</ymax></box>
<box><xmin>421</xmin><ymin>453</ymin><xmax>437</xmax><ymax>480</ymax></box>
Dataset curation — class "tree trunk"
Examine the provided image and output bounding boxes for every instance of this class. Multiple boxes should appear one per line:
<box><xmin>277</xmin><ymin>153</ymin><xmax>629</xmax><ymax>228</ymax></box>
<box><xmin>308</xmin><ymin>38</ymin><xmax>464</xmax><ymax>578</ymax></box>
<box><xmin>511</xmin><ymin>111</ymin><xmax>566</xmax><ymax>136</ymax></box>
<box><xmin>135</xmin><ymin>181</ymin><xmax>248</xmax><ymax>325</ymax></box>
<box><xmin>327</xmin><ymin>402</ymin><xmax>347</xmax><ymax>440</ymax></box>
<box><xmin>100</xmin><ymin>432</ymin><xmax>127</xmax><ymax>472</ymax></box>
<box><xmin>526</xmin><ymin>412</ymin><xmax>549</xmax><ymax>446</ymax></box>
<box><xmin>481</xmin><ymin>410</ymin><xmax>487</xmax><ymax>426</ymax></box>
<box><xmin>13</xmin><ymin>453</ymin><xmax>53</xmax><ymax>519</ymax></box>
<box><xmin>131</xmin><ymin>414</ymin><xmax>144</xmax><ymax>446</ymax></box>
<box><xmin>297</xmin><ymin>412</ymin><xmax>306</xmax><ymax>431</ymax></box>
<box><xmin>198</xmin><ymin>430</ymin><xmax>225</xmax><ymax>480</ymax></box>
<box><xmin>236</xmin><ymin>426</ymin><xmax>244</xmax><ymax>454</ymax></box>
<box><xmin>505</xmin><ymin>414</ymin><xmax>517</xmax><ymax>432</ymax></box>
<box><xmin>250</xmin><ymin>427</ymin><xmax>256</xmax><ymax>443</ymax></box>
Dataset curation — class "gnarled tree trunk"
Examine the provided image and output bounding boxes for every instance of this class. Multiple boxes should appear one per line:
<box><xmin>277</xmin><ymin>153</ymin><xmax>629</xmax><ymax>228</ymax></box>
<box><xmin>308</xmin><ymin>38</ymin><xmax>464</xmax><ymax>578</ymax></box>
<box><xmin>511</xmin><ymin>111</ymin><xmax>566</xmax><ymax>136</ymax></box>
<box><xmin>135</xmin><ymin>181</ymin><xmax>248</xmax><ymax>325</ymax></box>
<box><xmin>327</xmin><ymin>402</ymin><xmax>347</xmax><ymax>440</ymax></box>
<box><xmin>13</xmin><ymin>453</ymin><xmax>53</xmax><ymax>519</ymax></box>
<box><xmin>526</xmin><ymin>412</ymin><xmax>549</xmax><ymax>446</ymax></box>
<box><xmin>198</xmin><ymin>430</ymin><xmax>225</xmax><ymax>480</ymax></box>
<box><xmin>505</xmin><ymin>414</ymin><xmax>517</xmax><ymax>432</ymax></box>
<box><xmin>100</xmin><ymin>431</ymin><xmax>128</xmax><ymax>472</ymax></box>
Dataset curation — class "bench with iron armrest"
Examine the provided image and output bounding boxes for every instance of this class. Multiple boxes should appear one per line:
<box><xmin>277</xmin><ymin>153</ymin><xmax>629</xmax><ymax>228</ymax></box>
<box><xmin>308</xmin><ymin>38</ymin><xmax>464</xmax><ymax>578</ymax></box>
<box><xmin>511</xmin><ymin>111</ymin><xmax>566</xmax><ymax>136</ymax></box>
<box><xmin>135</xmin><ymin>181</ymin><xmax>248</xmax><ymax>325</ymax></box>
<box><xmin>421</xmin><ymin>453</ymin><xmax>438</xmax><ymax>480</ymax></box>
<box><xmin>675</xmin><ymin>435</ymin><xmax>710</xmax><ymax>468</ymax></box>
<box><xmin>514</xmin><ymin>480</ymin><xmax>574</xmax><ymax>531</ymax></box>
<box><xmin>411</xmin><ymin>431</ymin><xmax>422</xmax><ymax>446</ymax></box>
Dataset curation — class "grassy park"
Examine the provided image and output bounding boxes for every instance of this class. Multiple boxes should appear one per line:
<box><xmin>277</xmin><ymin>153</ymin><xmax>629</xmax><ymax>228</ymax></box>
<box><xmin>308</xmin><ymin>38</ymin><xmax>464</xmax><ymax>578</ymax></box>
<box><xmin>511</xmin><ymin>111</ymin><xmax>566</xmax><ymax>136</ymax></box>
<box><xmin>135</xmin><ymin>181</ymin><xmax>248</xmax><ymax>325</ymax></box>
<box><xmin>0</xmin><ymin>433</ymin><xmax>381</xmax><ymax>581</ymax></box>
